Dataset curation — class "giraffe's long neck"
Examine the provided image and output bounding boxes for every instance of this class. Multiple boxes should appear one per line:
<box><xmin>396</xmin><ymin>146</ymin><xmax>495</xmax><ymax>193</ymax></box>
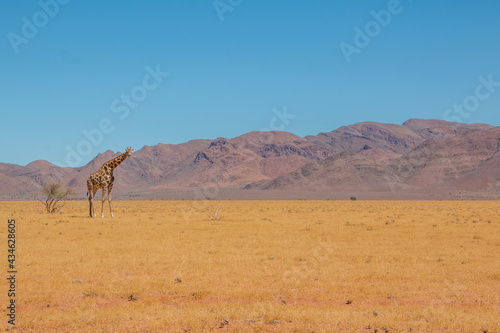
<box><xmin>103</xmin><ymin>153</ymin><xmax>128</xmax><ymax>172</ymax></box>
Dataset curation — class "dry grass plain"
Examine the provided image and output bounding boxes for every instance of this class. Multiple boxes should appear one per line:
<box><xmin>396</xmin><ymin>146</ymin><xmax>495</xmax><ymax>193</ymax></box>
<box><xmin>0</xmin><ymin>200</ymin><xmax>499</xmax><ymax>333</ymax></box>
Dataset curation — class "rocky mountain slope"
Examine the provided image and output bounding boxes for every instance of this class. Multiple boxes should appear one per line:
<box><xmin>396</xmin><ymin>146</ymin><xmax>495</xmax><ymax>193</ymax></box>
<box><xmin>247</xmin><ymin>126</ymin><xmax>500</xmax><ymax>196</ymax></box>
<box><xmin>1</xmin><ymin>119</ymin><xmax>498</xmax><ymax>199</ymax></box>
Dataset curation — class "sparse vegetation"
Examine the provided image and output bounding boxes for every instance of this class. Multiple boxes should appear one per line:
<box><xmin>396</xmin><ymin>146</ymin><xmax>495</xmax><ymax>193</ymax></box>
<box><xmin>350</xmin><ymin>196</ymin><xmax>357</xmax><ymax>201</ymax></box>
<box><xmin>2</xmin><ymin>200</ymin><xmax>498</xmax><ymax>332</ymax></box>
<box><xmin>208</xmin><ymin>201</ymin><xmax>222</xmax><ymax>220</ymax></box>
<box><xmin>35</xmin><ymin>182</ymin><xmax>75</xmax><ymax>213</ymax></box>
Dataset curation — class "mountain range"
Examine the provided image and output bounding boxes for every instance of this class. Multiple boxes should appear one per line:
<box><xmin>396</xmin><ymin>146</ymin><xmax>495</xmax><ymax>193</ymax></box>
<box><xmin>1</xmin><ymin>119</ymin><xmax>499</xmax><ymax>200</ymax></box>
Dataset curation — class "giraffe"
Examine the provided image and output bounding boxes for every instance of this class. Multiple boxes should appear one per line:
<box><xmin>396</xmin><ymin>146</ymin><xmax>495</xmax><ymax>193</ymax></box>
<box><xmin>87</xmin><ymin>147</ymin><xmax>133</xmax><ymax>218</ymax></box>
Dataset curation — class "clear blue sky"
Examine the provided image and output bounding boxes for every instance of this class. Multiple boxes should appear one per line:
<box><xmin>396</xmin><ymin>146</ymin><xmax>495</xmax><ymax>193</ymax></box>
<box><xmin>1</xmin><ymin>0</ymin><xmax>499</xmax><ymax>167</ymax></box>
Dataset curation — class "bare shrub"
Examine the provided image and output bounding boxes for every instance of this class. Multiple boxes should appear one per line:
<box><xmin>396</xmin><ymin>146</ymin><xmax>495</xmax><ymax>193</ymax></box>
<box><xmin>35</xmin><ymin>183</ymin><xmax>75</xmax><ymax>213</ymax></box>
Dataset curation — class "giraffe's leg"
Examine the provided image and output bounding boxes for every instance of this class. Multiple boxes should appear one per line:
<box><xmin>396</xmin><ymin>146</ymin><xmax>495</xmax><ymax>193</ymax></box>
<box><xmin>101</xmin><ymin>187</ymin><xmax>107</xmax><ymax>218</ymax></box>
<box><xmin>92</xmin><ymin>189</ymin><xmax>98</xmax><ymax>217</ymax></box>
<box><xmin>89</xmin><ymin>186</ymin><xmax>97</xmax><ymax>218</ymax></box>
<box><xmin>88</xmin><ymin>190</ymin><xmax>92</xmax><ymax>217</ymax></box>
<box><xmin>108</xmin><ymin>181</ymin><xmax>114</xmax><ymax>218</ymax></box>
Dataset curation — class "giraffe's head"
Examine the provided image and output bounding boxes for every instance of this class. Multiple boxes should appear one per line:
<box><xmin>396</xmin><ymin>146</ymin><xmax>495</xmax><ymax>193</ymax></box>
<box><xmin>124</xmin><ymin>147</ymin><xmax>134</xmax><ymax>158</ymax></box>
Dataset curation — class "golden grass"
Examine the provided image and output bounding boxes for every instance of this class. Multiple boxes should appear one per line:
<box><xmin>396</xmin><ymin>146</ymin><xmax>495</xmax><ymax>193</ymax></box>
<box><xmin>0</xmin><ymin>200</ymin><xmax>499</xmax><ymax>332</ymax></box>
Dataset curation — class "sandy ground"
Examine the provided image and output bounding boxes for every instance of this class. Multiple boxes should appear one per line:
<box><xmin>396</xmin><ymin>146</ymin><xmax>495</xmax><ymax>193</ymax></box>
<box><xmin>0</xmin><ymin>200</ymin><xmax>499</xmax><ymax>332</ymax></box>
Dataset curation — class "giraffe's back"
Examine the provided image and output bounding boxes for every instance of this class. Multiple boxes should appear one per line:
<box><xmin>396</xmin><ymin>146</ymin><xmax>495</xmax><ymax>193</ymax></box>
<box><xmin>88</xmin><ymin>170</ymin><xmax>110</xmax><ymax>189</ymax></box>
